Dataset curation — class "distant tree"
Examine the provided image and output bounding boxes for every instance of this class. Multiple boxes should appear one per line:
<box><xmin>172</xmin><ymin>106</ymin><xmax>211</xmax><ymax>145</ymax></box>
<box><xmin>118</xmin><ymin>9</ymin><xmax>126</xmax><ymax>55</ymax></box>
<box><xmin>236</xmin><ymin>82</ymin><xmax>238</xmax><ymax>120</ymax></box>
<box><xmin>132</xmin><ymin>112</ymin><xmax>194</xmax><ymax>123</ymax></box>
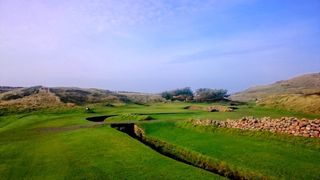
<box><xmin>194</xmin><ymin>88</ymin><xmax>228</xmax><ymax>102</ymax></box>
<box><xmin>161</xmin><ymin>87</ymin><xmax>193</xmax><ymax>101</ymax></box>
<box><xmin>161</xmin><ymin>91</ymin><xmax>174</xmax><ymax>100</ymax></box>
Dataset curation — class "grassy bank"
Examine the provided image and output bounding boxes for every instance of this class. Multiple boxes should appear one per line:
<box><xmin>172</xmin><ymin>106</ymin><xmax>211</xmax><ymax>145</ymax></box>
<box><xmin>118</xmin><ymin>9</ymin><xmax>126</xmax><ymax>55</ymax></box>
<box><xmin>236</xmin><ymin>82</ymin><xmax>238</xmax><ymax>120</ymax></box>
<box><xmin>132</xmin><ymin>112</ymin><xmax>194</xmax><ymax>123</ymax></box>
<box><xmin>140</xmin><ymin>121</ymin><xmax>320</xmax><ymax>179</ymax></box>
<box><xmin>131</xmin><ymin>124</ymin><xmax>265</xmax><ymax>179</ymax></box>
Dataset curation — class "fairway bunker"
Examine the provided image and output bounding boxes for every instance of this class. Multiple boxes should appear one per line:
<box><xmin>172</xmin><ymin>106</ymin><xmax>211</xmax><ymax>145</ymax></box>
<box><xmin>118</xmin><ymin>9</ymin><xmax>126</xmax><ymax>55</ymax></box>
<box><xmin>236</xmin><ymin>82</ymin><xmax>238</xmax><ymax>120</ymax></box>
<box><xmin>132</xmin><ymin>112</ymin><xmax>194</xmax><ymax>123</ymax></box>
<box><xmin>86</xmin><ymin>115</ymin><xmax>115</xmax><ymax>122</ymax></box>
<box><xmin>111</xmin><ymin>123</ymin><xmax>246</xmax><ymax>179</ymax></box>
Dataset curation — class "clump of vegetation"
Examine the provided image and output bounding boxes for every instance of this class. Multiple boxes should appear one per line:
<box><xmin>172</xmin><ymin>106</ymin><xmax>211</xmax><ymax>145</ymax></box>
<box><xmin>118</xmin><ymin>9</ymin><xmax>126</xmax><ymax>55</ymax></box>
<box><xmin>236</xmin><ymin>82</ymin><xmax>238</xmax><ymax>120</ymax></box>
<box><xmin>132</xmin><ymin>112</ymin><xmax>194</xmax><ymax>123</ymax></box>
<box><xmin>161</xmin><ymin>87</ymin><xmax>229</xmax><ymax>102</ymax></box>
<box><xmin>194</xmin><ymin>88</ymin><xmax>228</xmax><ymax>102</ymax></box>
<box><xmin>161</xmin><ymin>87</ymin><xmax>193</xmax><ymax>101</ymax></box>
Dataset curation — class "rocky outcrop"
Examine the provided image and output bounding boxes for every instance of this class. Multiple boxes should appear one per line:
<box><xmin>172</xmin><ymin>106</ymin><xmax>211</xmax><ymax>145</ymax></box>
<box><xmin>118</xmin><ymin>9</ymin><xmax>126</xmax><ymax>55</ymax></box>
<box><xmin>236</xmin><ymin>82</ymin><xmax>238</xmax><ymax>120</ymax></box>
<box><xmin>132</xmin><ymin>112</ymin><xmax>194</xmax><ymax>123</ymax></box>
<box><xmin>189</xmin><ymin>117</ymin><xmax>320</xmax><ymax>138</ymax></box>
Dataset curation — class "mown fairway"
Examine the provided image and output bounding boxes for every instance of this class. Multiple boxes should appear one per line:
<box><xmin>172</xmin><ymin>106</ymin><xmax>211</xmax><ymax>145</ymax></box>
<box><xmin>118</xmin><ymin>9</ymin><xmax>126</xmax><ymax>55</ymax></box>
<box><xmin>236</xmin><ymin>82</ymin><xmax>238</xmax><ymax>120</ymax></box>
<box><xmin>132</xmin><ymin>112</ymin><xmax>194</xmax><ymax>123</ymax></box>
<box><xmin>0</xmin><ymin>111</ymin><xmax>221</xmax><ymax>179</ymax></box>
<box><xmin>0</xmin><ymin>102</ymin><xmax>319</xmax><ymax>179</ymax></box>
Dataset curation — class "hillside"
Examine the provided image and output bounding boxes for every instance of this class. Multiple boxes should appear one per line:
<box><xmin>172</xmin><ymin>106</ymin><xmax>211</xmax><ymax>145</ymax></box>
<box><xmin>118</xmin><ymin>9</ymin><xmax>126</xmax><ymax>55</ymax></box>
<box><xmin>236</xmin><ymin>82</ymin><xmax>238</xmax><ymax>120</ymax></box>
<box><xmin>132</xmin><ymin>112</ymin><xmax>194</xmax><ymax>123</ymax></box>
<box><xmin>0</xmin><ymin>86</ymin><xmax>22</xmax><ymax>93</ymax></box>
<box><xmin>229</xmin><ymin>72</ymin><xmax>320</xmax><ymax>114</ymax></box>
<box><xmin>0</xmin><ymin>88</ymin><xmax>66</xmax><ymax>112</ymax></box>
<box><xmin>0</xmin><ymin>86</ymin><xmax>165</xmax><ymax>113</ymax></box>
<box><xmin>0</xmin><ymin>86</ymin><xmax>122</xmax><ymax>103</ymax></box>
<box><xmin>230</xmin><ymin>73</ymin><xmax>320</xmax><ymax>102</ymax></box>
<box><xmin>257</xmin><ymin>93</ymin><xmax>320</xmax><ymax>114</ymax></box>
<box><xmin>0</xmin><ymin>86</ymin><xmax>123</xmax><ymax>113</ymax></box>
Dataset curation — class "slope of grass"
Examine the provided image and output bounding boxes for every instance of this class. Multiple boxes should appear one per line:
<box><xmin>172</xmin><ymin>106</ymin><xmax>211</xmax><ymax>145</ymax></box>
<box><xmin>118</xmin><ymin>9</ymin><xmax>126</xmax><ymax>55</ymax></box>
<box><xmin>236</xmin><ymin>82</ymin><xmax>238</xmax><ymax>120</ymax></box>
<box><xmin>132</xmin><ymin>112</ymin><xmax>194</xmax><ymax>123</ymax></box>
<box><xmin>258</xmin><ymin>93</ymin><xmax>320</xmax><ymax>114</ymax></box>
<box><xmin>140</xmin><ymin>121</ymin><xmax>320</xmax><ymax>179</ymax></box>
<box><xmin>229</xmin><ymin>72</ymin><xmax>320</xmax><ymax>102</ymax></box>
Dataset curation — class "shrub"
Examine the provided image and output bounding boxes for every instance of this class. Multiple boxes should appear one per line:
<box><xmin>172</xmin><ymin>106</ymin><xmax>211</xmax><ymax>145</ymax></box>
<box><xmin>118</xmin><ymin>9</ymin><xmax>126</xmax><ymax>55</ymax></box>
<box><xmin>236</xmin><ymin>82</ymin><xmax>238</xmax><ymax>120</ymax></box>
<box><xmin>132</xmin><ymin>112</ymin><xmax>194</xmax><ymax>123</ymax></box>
<box><xmin>161</xmin><ymin>87</ymin><xmax>193</xmax><ymax>101</ymax></box>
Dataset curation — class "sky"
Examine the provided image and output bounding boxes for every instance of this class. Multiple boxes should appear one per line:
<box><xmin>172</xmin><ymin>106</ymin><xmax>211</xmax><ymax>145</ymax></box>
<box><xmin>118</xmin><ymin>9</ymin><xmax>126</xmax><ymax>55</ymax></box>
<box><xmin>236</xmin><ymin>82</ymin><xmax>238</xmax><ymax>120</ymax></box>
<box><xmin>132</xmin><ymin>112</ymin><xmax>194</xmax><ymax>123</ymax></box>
<box><xmin>0</xmin><ymin>0</ymin><xmax>320</xmax><ymax>93</ymax></box>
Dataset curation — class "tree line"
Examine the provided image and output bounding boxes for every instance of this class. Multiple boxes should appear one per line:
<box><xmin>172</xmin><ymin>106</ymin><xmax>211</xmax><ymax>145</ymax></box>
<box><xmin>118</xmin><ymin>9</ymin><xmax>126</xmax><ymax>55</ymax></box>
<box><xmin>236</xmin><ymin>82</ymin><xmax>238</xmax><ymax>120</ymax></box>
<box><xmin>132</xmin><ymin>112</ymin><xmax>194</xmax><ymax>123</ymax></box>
<box><xmin>161</xmin><ymin>87</ymin><xmax>228</xmax><ymax>102</ymax></box>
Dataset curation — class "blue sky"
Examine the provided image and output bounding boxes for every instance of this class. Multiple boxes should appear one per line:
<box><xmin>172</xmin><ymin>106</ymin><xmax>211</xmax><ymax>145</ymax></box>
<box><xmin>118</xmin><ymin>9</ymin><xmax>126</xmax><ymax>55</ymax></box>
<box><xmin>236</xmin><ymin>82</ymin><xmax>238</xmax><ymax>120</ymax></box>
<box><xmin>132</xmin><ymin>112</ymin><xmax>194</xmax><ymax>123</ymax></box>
<box><xmin>1</xmin><ymin>0</ymin><xmax>319</xmax><ymax>93</ymax></box>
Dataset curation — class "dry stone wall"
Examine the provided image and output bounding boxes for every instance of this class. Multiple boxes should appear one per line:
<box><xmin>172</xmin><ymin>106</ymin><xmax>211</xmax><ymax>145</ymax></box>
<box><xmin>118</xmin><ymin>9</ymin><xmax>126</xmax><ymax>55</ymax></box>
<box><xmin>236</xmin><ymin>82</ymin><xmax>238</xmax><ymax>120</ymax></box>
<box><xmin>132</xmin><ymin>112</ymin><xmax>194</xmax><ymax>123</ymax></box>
<box><xmin>190</xmin><ymin>117</ymin><xmax>320</xmax><ymax>138</ymax></box>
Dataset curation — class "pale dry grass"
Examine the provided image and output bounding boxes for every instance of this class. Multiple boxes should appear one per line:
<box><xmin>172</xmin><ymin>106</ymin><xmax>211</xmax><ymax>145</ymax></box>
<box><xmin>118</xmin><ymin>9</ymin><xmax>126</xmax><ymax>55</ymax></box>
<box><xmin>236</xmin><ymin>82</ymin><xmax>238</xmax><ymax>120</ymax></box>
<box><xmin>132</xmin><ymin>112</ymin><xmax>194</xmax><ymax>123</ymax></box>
<box><xmin>230</xmin><ymin>72</ymin><xmax>320</xmax><ymax>102</ymax></box>
<box><xmin>257</xmin><ymin>94</ymin><xmax>320</xmax><ymax>114</ymax></box>
<box><xmin>0</xmin><ymin>89</ymin><xmax>66</xmax><ymax>111</ymax></box>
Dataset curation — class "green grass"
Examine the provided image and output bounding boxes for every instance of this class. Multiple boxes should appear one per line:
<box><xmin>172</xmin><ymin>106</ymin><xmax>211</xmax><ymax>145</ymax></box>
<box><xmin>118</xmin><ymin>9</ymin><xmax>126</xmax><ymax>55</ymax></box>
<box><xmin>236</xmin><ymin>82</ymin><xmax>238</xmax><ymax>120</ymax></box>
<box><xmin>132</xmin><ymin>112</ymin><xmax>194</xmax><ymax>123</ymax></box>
<box><xmin>0</xmin><ymin>102</ymin><xmax>319</xmax><ymax>179</ymax></box>
<box><xmin>140</xmin><ymin>121</ymin><xmax>320</xmax><ymax>179</ymax></box>
<box><xmin>107</xmin><ymin>113</ymin><xmax>153</xmax><ymax>121</ymax></box>
<box><xmin>89</xmin><ymin>102</ymin><xmax>319</xmax><ymax>122</ymax></box>
<box><xmin>0</xmin><ymin>111</ymin><xmax>221</xmax><ymax>179</ymax></box>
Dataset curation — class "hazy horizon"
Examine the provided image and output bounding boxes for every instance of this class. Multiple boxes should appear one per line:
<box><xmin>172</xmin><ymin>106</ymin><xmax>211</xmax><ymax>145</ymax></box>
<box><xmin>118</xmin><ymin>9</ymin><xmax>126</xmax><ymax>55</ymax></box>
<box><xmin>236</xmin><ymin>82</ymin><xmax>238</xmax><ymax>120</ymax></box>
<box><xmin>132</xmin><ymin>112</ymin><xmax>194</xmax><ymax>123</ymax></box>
<box><xmin>0</xmin><ymin>71</ymin><xmax>319</xmax><ymax>94</ymax></box>
<box><xmin>1</xmin><ymin>0</ymin><xmax>320</xmax><ymax>93</ymax></box>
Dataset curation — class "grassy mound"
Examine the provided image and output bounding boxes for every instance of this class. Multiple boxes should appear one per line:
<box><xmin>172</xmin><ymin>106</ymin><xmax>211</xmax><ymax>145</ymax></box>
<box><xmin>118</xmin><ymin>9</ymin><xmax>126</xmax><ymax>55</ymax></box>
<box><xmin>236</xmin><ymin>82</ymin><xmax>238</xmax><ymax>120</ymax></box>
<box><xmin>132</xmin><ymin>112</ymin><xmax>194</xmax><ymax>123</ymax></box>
<box><xmin>106</xmin><ymin>113</ymin><xmax>153</xmax><ymax>121</ymax></box>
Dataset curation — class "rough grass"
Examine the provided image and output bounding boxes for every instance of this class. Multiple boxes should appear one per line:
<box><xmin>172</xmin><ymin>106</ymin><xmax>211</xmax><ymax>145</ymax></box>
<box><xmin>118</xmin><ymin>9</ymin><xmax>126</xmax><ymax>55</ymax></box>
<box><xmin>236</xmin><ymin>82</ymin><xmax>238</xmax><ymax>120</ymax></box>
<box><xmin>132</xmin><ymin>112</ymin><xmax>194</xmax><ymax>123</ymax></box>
<box><xmin>258</xmin><ymin>93</ymin><xmax>320</xmax><ymax>114</ymax></box>
<box><xmin>0</xmin><ymin>90</ymin><xmax>66</xmax><ymax>113</ymax></box>
<box><xmin>229</xmin><ymin>72</ymin><xmax>320</xmax><ymax>102</ymax></box>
